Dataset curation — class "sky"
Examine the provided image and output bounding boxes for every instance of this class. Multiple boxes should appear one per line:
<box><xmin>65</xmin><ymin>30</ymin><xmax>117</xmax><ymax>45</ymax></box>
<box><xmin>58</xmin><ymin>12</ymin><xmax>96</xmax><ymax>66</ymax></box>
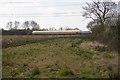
<box><xmin>0</xmin><ymin>0</ymin><xmax>119</xmax><ymax>31</ymax></box>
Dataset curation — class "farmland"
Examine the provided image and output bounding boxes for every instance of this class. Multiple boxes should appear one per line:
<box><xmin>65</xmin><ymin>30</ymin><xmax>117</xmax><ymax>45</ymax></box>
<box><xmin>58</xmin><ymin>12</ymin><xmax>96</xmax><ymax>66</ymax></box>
<box><xmin>2</xmin><ymin>35</ymin><xmax>118</xmax><ymax>78</ymax></box>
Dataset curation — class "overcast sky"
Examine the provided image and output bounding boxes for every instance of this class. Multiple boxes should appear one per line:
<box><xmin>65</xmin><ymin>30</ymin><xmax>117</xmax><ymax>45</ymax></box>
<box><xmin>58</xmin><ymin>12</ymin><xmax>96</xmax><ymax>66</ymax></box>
<box><xmin>0</xmin><ymin>0</ymin><xmax>119</xmax><ymax>30</ymax></box>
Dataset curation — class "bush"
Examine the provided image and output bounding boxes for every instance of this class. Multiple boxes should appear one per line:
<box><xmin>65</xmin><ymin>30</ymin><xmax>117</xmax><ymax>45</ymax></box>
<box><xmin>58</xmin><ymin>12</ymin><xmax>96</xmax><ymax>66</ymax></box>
<box><xmin>92</xmin><ymin>24</ymin><xmax>118</xmax><ymax>52</ymax></box>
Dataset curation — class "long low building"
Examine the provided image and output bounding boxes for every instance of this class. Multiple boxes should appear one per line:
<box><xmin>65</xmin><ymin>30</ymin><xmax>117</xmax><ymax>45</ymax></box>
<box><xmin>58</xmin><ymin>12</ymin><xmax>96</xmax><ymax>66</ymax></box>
<box><xmin>32</xmin><ymin>30</ymin><xmax>80</xmax><ymax>35</ymax></box>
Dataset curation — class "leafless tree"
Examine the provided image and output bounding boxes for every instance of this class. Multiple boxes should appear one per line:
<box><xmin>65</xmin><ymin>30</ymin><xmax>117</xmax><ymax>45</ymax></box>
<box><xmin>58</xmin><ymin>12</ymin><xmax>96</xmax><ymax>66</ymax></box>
<box><xmin>82</xmin><ymin>0</ymin><xmax>115</xmax><ymax>27</ymax></box>
<box><xmin>30</xmin><ymin>21</ymin><xmax>40</xmax><ymax>30</ymax></box>
<box><xmin>22</xmin><ymin>21</ymin><xmax>30</xmax><ymax>30</ymax></box>
<box><xmin>86</xmin><ymin>21</ymin><xmax>98</xmax><ymax>31</ymax></box>
<box><xmin>6</xmin><ymin>21</ymin><xmax>13</xmax><ymax>30</ymax></box>
<box><xmin>59</xmin><ymin>27</ymin><xmax>63</xmax><ymax>30</ymax></box>
<box><xmin>14</xmin><ymin>21</ymin><xmax>20</xmax><ymax>30</ymax></box>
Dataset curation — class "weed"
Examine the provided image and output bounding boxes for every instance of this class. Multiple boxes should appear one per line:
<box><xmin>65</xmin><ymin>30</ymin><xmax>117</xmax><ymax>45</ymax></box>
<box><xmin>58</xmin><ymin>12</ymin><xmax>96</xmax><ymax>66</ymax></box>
<box><xmin>73</xmin><ymin>39</ymin><xmax>83</xmax><ymax>44</ymax></box>
<box><xmin>81</xmin><ymin>53</ymin><xmax>93</xmax><ymax>59</ymax></box>
<box><xmin>79</xmin><ymin>68</ymin><xmax>99</xmax><ymax>78</ymax></box>
<box><xmin>104</xmin><ymin>52</ymin><xmax>115</xmax><ymax>59</ymax></box>
<box><xmin>95</xmin><ymin>46</ymin><xmax>107</xmax><ymax>52</ymax></box>
<box><xmin>76</xmin><ymin>49</ymin><xmax>94</xmax><ymax>59</ymax></box>
<box><xmin>11</xmin><ymin>67</ymin><xmax>23</xmax><ymax>77</ymax></box>
<box><xmin>11</xmin><ymin>68</ymin><xmax>20</xmax><ymax>77</ymax></box>
<box><xmin>70</xmin><ymin>39</ymin><xmax>83</xmax><ymax>47</ymax></box>
<box><xmin>58</xmin><ymin>68</ymin><xmax>73</xmax><ymax>76</ymax></box>
<box><xmin>45</xmin><ymin>65</ymin><xmax>50</xmax><ymax>68</ymax></box>
<box><xmin>71</xmin><ymin>43</ymin><xmax>77</xmax><ymax>47</ymax></box>
<box><xmin>108</xmin><ymin>66</ymin><xmax>119</xmax><ymax>78</ymax></box>
<box><xmin>31</xmin><ymin>67</ymin><xmax>40</xmax><ymax>76</ymax></box>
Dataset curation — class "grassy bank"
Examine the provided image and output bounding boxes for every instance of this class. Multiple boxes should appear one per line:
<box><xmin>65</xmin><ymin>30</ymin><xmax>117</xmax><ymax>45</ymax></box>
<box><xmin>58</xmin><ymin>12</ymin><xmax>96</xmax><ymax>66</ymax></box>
<box><xmin>2</xmin><ymin>35</ymin><xmax>92</xmax><ymax>48</ymax></box>
<box><xmin>2</xmin><ymin>37</ymin><xmax>118</xmax><ymax>78</ymax></box>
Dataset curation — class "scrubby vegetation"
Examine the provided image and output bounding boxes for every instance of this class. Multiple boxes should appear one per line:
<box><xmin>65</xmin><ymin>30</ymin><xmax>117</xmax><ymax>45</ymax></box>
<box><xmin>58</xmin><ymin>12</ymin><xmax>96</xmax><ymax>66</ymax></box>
<box><xmin>82</xmin><ymin>0</ymin><xmax>119</xmax><ymax>52</ymax></box>
<box><xmin>2</xmin><ymin>37</ymin><xmax>118</xmax><ymax>78</ymax></box>
<box><xmin>2</xmin><ymin>35</ymin><xmax>92</xmax><ymax>48</ymax></box>
<box><xmin>2</xmin><ymin>29</ymin><xmax>32</xmax><ymax>35</ymax></box>
<box><xmin>2</xmin><ymin>35</ymin><xmax>55</xmax><ymax>48</ymax></box>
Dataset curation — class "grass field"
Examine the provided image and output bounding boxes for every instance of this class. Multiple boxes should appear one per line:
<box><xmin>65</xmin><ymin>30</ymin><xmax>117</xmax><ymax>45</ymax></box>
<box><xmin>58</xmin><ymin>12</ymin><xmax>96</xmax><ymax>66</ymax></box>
<box><xmin>2</xmin><ymin>36</ymin><xmax>118</xmax><ymax>78</ymax></box>
<box><xmin>2</xmin><ymin>35</ymin><xmax>83</xmax><ymax>48</ymax></box>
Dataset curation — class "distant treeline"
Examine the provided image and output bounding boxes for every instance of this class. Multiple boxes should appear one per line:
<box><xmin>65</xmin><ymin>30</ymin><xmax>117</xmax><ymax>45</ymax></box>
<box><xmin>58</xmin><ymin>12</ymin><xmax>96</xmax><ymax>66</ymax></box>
<box><xmin>1</xmin><ymin>29</ymin><xmax>32</xmax><ymax>35</ymax></box>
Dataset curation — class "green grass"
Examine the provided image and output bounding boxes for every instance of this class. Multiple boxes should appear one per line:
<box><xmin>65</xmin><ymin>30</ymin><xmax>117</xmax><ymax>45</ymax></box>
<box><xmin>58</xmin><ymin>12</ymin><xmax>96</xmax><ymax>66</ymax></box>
<box><xmin>95</xmin><ymin>46</ymin><xmax>107</xmax><ymax>52</ymax></box>
<box><xmin>2</xmin><ymin>35</ymin><xmax>58</xmax><ymax>48</ymax></box>
<box><xmin>31</xmin><ymin>67</ymin><xmax>40</xmax><ymax>77</ymax></box>
<box><xmin>79</xmin><ymin>68</ymin><xmax>99</xmax><ymax>78</ymax></box>
<box><xmin>2</xmin><ymin>37</ymin><xmax>118</xmax><ymax>78</ymax></box>
<box><xmin>58</xmin><ymin>68</ymin><xmax>73</xmax><ymax>76</ymax></box>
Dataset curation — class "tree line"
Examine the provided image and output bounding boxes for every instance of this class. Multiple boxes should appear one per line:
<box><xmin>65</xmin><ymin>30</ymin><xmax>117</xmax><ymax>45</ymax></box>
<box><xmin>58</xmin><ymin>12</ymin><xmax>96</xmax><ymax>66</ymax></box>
<box><xmin>0</xmin><ymin>20</ymin><xmax>80</xmax><ymax>35</ymax></box>
<box><xmin>4</xmin><ymin>20</ymin><xmax>80</xmax><ymax>31</ymax></box>
<box><xmin>6</xmin><ymin>20</ymin><xmax>40</xmax><ymax>30</ymax></box>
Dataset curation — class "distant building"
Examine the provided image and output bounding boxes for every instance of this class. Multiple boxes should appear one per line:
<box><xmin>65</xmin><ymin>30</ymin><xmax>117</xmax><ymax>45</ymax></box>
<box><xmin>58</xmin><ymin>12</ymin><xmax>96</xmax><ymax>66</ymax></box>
<box><xmin>32</xmin><ymin>30</ymin><xmax>81</xmax><ymax>35</ymax></box>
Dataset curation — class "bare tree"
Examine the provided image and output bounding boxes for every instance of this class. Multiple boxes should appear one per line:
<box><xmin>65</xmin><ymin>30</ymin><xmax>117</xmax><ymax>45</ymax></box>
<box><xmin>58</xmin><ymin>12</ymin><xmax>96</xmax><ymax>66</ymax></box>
<box><xmin>59</xmin><ymin>27</ymin><xmax>63</xmax><ymax>30</ymax></box>
<box><xmin>32</xmin><ymin>24</ymin><xmax>40</xmax><ymax>30</ymax></box>
<box><xmin>6</xmin><ymin>21</ymin><xmax>13</xmax><ymax>30</ymax></box>
<box><xmin>49</xmin><ymin>27</ymin><xmax>56</xmax><ymax>31</ymax></box>
<box><xmin>30</xmin><ymin>21</ymin><xmax>40</xmax><ymax>30</ymax></box>
<box><xmin>86</xmin><ymin>21</ymin><xmax>97</xmax><ymax>31</ymax></box>
<box><xmin>82</xmin><ymin>0</ymin><xmax>115</xmax><ymax>27</ymax></box>
<box><xmin>14</xmin><ymin>21</ymin><xmax>20</xmax><ymax>30</ymax></box>
<box><xmin>22</xmin><ymin>21</ymin><xmax>30</xmax><ymax>30</ymax></box>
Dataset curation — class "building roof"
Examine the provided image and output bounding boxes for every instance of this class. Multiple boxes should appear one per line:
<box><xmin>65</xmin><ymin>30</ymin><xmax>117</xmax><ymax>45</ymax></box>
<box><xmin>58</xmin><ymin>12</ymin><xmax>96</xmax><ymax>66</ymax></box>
<box><xmin>32</xmin><ymin>30</ymin><xmax>80</xmax><ymax>35</ymax></box>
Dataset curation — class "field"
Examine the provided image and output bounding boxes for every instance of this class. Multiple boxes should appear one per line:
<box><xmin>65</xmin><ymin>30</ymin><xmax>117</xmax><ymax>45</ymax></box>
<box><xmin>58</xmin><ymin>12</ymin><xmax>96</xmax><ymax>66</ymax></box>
<box><xmin>2</xmin><ymin>35</ymin><xmax>118</xmax><ymax>78</ymax></box>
